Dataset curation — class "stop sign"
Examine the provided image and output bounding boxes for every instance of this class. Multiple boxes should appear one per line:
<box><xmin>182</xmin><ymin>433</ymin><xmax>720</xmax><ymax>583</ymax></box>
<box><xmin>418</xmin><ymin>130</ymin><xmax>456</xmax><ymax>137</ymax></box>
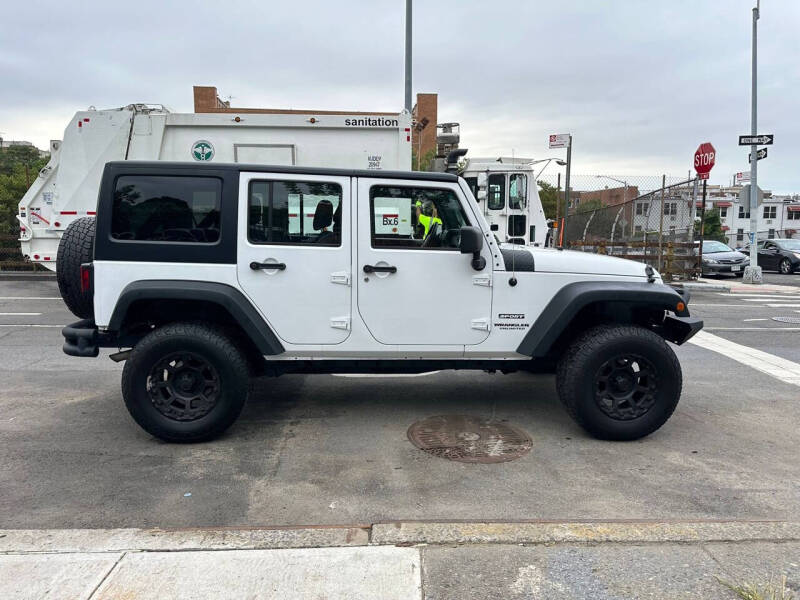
<box><xmin>694</xmin><ymin>142</ymin><xmax>716</xmax><ymax>180</ymax></box>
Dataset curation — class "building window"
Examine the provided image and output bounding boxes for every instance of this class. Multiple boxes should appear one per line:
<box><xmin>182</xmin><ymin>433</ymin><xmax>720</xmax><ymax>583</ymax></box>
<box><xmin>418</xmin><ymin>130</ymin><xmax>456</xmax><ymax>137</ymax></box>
<box><xmin>635</xmin><ymin>202</ymin><xmax>646</xmax><ymax>216</ymax></box>
<box><xmin>768</xmin><ymin>228</ymin><xmax>775</xmax><ymax>238</ymax></box>
<box><xmin>736</xmin><ymin>228</ymin><xmax>744</xmax><ymax>242</ymax></box>
<box><xmin>112</xmin><ymin>175</ymin><xmax>221</xmax><ymax>243</ymax></box>
<box><xmin>738</xmin><ymin>206</ymin><xmax>750</xmax><ymax>219</ymax></box>
<box><xmin>634</xmin><ymin>225</ymin><xmax>642</xmax><ymax>233</ymax></box>
<box><xmin>719</xmin><ymin>207</ymin><xmax>727</xmax><ymax>218</ymax></box>
<box><xmin>663</xmin><ymin>202</ymin><xmax>677</xmax><ymax>216</ymax></box>
<box><xmin>788</xmin><ymin>211</ymin><xmax>800</xmax><ymax>221</ymax></box>
<box><xmin>763</xmin><ymin>206</ymin><xmax>776</xmax><ymax>219</ymax></box>
<box><xmin>488</xmin><ymin>174</ymin><xmax>505</xmax><ymax>210</ymax></box>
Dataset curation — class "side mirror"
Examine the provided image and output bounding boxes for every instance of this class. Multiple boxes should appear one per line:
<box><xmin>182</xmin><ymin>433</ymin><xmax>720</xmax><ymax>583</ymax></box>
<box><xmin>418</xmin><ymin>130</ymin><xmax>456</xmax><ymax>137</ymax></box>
<box><xmin>477</xmin><ymin>172</ymin><xmax>488</xmax><ymax>187</ymax></box>
<box><xmin>459</xmin><ymin>226</ymin><xmax>486</xmax><ymax>271</ymax></box>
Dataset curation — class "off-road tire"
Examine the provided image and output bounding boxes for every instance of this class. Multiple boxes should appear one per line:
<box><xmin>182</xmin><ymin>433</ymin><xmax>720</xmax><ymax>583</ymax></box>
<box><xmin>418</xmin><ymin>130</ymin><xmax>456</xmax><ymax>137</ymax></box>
<box><xmin>121</xmin><ymin>322</ymin><xmax>249</xmax><ymax>442</ymax></box>
<box><xmin>56</xmin><ymin>217</ymin><xmax>95</xmax><ymax>319</ymax></box>
<box><xmin>556</xmin><ymin>324</ymin><xmax>682</xmax><ymax>441</ymax></box>
<box><xmin>780</xmin><ymin>258</ymin><xmax>793</xmax><ymax>275</ymax></box>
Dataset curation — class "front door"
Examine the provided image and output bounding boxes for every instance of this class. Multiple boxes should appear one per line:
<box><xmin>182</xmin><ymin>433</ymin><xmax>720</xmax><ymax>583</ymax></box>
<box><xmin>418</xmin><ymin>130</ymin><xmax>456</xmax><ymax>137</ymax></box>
<box><xmin>237</xmin><ymin>172</ymin><xmax>352</xmax><ymax>345</ymax></box>
<box><xmin>356</xmin><ymin>177</ymin><xmax>492</xmax><ymax>346</ymax></box>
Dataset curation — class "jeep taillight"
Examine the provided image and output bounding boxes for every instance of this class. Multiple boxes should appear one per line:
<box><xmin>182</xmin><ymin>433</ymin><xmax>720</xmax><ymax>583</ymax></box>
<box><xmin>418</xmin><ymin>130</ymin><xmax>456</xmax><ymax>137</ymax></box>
<box><xmin>80</xmin><ymin>264</ymin><xmax>92</xmax><ymax>293</ymax></box>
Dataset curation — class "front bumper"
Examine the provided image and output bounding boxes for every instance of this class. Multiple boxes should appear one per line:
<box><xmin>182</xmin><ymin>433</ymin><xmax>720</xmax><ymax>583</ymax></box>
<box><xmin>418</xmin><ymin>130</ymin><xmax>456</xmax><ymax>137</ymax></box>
<box><xmin>702</xmin><ymin>263</ymin><xmax>747</xmax><ymax>274</ymax></box>
<box><xmin>661</xmin><ymin>314</ymin><xmax>703</xmax><ymax>345</ymax></box>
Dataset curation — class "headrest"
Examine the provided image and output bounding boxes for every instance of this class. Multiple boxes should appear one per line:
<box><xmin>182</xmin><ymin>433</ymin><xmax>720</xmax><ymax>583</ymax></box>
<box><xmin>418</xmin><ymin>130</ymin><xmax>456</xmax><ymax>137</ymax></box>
<box><xmin>313</xmin><ymin>200</ymin><xmax>334</xmax><ymax>231</ymax></box>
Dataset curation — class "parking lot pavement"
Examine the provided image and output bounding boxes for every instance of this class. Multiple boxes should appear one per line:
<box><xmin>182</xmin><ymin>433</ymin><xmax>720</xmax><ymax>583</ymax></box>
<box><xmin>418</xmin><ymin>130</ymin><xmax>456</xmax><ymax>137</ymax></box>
<box><xmin>1</xmin><ymin>276</ymin><xmax>799</xmax><ymax>532</ymax></box>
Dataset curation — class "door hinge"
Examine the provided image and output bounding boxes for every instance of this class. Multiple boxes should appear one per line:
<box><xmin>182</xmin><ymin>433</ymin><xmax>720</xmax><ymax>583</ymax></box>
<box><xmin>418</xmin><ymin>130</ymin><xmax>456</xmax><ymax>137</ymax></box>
<box><xmin>471</xmin><ymin>318</ymin><xmax>490</xmax><ymax>331</ymax></box>
<box><xmin>330</xmin><ymin>271</ymin><xmax>351</xmax><ymax>286</ymax></box>
<box><xmin>330</xmin><ymin>316</ymin><xmax>351</xmax><ymax>330</ymax></box>
<box><xmin>472</xmin><ymin>274</ymin><xmax>492</xmax><ymax>287</ymax></box>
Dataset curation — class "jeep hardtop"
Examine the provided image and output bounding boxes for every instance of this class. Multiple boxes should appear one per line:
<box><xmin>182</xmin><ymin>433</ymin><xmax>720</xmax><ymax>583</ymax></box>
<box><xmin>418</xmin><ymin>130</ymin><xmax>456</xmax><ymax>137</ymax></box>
<box><xmin>59</xmin><ymin>161</ymin><xmax>702</xmax><ymax>442</ymax></box>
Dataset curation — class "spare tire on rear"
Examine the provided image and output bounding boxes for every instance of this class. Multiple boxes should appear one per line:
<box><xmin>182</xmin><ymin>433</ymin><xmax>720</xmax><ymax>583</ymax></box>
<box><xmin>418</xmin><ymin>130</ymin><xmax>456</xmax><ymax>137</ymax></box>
<box><xmin>57</xmin><ymin>217</ymin><xmax>95</xmax><ymax>319</ymax></box>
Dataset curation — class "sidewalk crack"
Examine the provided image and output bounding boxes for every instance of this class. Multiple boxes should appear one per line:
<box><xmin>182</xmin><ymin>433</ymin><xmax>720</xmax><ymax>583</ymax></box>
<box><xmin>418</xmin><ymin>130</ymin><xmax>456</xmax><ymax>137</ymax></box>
<box><xmin>87</xmin><ymin>551</ymin><xmax>126</xmax><ymax>599</ymax></box>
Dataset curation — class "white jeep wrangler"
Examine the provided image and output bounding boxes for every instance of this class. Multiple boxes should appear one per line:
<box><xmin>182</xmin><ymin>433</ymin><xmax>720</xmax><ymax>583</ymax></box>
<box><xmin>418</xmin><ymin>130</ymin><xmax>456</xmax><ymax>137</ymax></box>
<box><xmin>59</xmin><ymin>161</ymin><xmax>702</xmax><ymax>442</ymax></box>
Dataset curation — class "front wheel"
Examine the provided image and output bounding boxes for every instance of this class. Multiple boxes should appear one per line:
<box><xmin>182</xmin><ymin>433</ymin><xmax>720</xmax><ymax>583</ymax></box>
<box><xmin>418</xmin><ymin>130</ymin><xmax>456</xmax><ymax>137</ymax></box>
<box><xmin>121</xmin><ymin>323</ymin><xmax>249</xmax><ymax>442</ymax></box>
<box><xmin>780</xmin><ymin>258</ymin><xmax>793</xmax><ymax>275</ymax></box>
<box><xmin>556</xmin><ymin>324</ymin><xmax>682</xmax><ymax>441</ymax></box>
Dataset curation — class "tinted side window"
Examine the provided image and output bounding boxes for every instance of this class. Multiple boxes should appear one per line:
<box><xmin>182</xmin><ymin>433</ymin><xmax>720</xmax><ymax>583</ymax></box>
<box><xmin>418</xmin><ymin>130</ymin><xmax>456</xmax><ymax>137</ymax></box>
<box><xmin>248</xmin><ymin>181</ymin><xmax>342</xmax><ymax>246</ymax></box>
<box><xmin>112</xmin><ymin>176</ymin><xmax>221</xmax><ymax>243</ymax></box>
<box><xmin>370</xmin><ymin>186</ymin><xmax>468</xmax><ymax>250</ymax></box>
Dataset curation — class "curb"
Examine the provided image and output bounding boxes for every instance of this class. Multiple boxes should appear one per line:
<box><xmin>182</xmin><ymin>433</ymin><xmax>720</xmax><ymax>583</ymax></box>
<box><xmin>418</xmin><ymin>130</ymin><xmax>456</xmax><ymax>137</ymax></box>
<box><xmin>0</xmin><ymin>272</ymin><xmax>55</xmax><ymax>281</ymax></box>
<box><xmin>2</xmin><ymin>521</ymin><xmax>799</xmax><ymax>553</ymax></box>
<box><xmin>674</xmin><ymin>282</ymin><xmax>731</xmax><ymax>292</ymax></box>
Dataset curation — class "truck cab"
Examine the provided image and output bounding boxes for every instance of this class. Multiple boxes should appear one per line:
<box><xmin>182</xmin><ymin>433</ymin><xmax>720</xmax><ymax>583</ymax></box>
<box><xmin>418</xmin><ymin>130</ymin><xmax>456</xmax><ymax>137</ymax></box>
<box><xmin>460</xmin><ymin>157</ymin><xmax>549</xmax><ymax>247</ymax></box>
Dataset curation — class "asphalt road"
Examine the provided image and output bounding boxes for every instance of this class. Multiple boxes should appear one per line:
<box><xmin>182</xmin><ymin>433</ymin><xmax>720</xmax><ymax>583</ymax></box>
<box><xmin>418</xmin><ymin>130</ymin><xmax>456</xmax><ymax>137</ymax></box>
<box><xmin>1</xmin><ymin>275</ymin><xmax>798</xmax><ymax>529</ymax></box>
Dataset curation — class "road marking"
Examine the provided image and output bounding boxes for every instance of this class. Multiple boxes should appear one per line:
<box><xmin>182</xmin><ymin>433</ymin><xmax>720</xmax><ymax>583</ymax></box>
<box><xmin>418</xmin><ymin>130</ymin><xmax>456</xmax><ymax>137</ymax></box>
<box><xmin>690</xmin><ymin>304</ymin><xmax>754</xmax><ymax>307</ymax></box>
<box><xmin>689</xmin><ymin>330</ymin><xmax>800</xmax><ymax>387</ymax></box>
<box><xmin>0</xmin><ymin>312</ymin><xmax>42</xmax><ymax>316</ymax></box>
<box><xmin>742</xmin><ymin>318</ymin><xmax>768</xmax><ymax>322</ymax></box>
<box><xmin>704</xmin><ymin>327</ymin><xmax>800</xmax><ymax>331</ymax></box>
<box><xmin>333</xmin><ymin>371</ymin><xmax>441</xmax><ymax>378</ymax></box>
<box><xmin>0</xmin><ymin>324</ymin><xmax>63</xmax><ymax>328</ymax></box>
<box><xmin>765</xmin><ymin>304</ymin><xmax>800</xmax><ymax>308</ymax></box>
<box><xmin>742</xmin><ymin>297</ymin><xmax>800</xmax><ymax>302</ymax></box>
<box><xmin>0</xmin><ymin>297</ymin><xmax>62</xmax><ymax>300</ymax></box>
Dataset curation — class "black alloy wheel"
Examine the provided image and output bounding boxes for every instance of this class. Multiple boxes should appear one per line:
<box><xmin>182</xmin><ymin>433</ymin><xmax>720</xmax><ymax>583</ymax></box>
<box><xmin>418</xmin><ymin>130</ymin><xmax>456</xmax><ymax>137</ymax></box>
<box><xmin>148</xmin><ymin>352</ymin><xmax>221</xmax><ymax>421</ymax></box>
<box><xmin>594</xmin><ymin>354</ymin><xmax>658</xmax><ymax>420</ymax></box>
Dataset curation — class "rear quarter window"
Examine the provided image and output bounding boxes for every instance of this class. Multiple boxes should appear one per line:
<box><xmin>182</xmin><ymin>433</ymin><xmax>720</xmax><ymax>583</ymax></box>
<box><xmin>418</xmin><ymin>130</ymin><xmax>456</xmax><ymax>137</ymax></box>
<box><xmin>111</xmin><ymin>175</ymin><xmax>221</xmax><ymax>244</ymax></box>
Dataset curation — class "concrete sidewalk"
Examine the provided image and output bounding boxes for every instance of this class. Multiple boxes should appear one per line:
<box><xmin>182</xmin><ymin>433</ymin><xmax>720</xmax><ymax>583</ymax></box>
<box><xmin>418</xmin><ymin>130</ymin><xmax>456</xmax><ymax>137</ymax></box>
<box><xmin>2</xmin><ymin>521</ymin><xmax>798</xmax><ymax>599</ymax></box>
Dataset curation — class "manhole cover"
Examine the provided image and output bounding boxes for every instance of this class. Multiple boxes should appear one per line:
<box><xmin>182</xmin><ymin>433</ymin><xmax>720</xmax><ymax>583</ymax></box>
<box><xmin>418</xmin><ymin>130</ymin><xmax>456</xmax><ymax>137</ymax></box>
<box><xmin>772</xmin><ymin>316</ymin><xmax>800</xmax><ymax>324</ymax></box>
<box><xmin>407</xmin><ymin>415</ymin><xmax>532</xmax><ymax>463</ymax></box>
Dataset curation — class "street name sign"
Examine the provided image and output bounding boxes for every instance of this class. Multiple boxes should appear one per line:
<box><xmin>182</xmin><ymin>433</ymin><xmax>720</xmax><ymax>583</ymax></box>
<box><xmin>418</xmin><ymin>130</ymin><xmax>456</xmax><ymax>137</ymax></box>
<box><xmin>738</xmin><ymin>134</ymin><xmax>773</xmax><ymax>145</ymax></box>
<box><xmin>693</xmin><ymin>142</ymin><xmax>716</xmax><ymax>180</ymax></box>
<box><xmin>549</xmin><ymin>134</ymin><xmax>571</xmax><ymax>149</ymax></box>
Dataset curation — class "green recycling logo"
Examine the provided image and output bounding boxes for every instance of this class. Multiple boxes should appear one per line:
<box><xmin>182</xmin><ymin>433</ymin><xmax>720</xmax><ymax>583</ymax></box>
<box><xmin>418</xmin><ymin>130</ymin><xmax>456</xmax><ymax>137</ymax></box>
<box><xmin>191</xmin><ymin>140</ymin><xmax>215</xmax><ymax>161</ymax></box>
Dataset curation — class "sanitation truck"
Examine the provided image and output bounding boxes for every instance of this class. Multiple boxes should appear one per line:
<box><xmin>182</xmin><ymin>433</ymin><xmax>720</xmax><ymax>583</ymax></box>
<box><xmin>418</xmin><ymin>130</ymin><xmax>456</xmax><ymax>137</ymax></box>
<box><xmin>17</xmin><ymin>104</ymin><xmax>412</xmax><ymax>270</ymax></box>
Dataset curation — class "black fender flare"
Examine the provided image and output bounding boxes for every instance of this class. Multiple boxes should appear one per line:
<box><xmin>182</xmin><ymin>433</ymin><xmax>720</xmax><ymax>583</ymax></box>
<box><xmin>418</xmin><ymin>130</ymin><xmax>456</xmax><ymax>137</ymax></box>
<box><xmin>516</xmin><ymin>281</ymin><xmax>693</xmax><ymax>357</ymax></box>
<box><xmin>108</xmin><ymin>280</ymin><xmax>284</xmax><ymax>356</ymax></box>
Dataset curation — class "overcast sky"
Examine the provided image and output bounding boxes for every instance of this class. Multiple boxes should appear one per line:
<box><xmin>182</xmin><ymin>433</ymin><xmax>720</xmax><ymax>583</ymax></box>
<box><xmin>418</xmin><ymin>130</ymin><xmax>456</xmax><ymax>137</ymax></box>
<box><xmin>1</xmin><ymin>0</ymin><xmax>798</xmax><ymax>192</ymax></box>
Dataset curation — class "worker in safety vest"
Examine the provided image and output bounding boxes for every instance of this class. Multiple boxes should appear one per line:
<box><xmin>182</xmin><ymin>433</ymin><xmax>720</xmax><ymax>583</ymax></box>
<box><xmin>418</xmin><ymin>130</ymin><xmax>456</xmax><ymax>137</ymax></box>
<box><xmin>415</xmin><ymin>199</ymin><xmax>442</xmax><ymax>239</ymax></box>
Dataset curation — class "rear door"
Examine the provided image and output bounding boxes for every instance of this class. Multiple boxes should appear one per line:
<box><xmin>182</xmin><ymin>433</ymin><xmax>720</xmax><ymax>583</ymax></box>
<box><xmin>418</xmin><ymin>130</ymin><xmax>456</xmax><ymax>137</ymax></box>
<box><xmin>236</xmin><ymin>172</ymin><xmax>352</xmax><ymax>345</ymax></box>
<box><xmin>356</xmin><ymin>177</ymin><xmax>492</xmax><ymax>346</ymax></box>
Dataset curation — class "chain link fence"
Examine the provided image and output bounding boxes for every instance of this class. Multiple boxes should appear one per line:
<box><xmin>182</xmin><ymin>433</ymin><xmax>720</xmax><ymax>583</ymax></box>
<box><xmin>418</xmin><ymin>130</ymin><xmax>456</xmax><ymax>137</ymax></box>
<box><xmin>539</xmin><ymin>174</ymin><xmax>701</xmax><ymax>281</ymax></box>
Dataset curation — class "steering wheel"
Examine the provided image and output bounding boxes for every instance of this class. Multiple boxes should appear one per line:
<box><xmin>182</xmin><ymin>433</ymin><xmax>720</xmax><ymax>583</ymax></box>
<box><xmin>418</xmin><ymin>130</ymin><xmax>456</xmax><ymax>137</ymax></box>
<box><xmin>421</xmin><ymin>222</ymin><xmax>441</xmax><ymax>248</ymax></box>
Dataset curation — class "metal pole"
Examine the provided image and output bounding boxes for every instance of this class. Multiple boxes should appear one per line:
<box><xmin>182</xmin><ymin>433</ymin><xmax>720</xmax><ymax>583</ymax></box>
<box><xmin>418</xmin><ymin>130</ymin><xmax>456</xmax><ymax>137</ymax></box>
<box><xmin>658</xmin><ymin>174</ymin><xmax>666</xmax><ymax>271</ymax></box>
<box><xmin>699</xmin><ymin>180</ymin><xmax>707</xmax><ymax>277</ymax></box>
<box><xmin>746</xmin><ymin>1</ymin><xmax>762</xmax><ymax>283</ymax></box>
<box><xmin>555</xmin><ymin>172</ymin><xmax>561</xmax><ymax>222</ymax></box>
<box><xmin>404</xmin><ymin>0</ymin><xmax>413</xmax><ymax>112</ymax></box>
<box><xmin>562</xmin><ymin>136</ymin><xmax>572</xmax><ymax>248</ymax></box>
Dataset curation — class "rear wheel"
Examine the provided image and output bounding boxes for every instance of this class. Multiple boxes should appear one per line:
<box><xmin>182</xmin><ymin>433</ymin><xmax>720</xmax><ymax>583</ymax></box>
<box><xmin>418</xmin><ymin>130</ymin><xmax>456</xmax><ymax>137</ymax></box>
<box><xmin>56</xmin><ymin>217</ymin><xmax>95</xmax><ymax>319</ymax></box>
<box><xmin>556</xmin><ymin>324</ymin><xmax>682</xmax><ymax>441</ymax></box>
<box><xmin>121</xmin><ymin>322</ymin><xmax>249</xmax><ymax>442</ymax></box>
<box><xmin>780</xmin><ymin>258</ymin><xmax>793</xmax><ymax>274</ymax></box>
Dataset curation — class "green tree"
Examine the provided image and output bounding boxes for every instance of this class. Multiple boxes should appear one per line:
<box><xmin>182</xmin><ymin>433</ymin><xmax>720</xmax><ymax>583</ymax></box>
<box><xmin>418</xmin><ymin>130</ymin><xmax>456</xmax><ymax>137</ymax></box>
<box><xmin>0</xmin><ymin>146</ymin><xmax>48</xmax><ymax>235</ymax></box>
<box><xmin>694</xmin><ymin>208</ymin><xmax>727</xmax><ymax>243</ymax></box>
<box><xmin>537</xmin><ymin>180</ymin><xmax>559</xmax><ymax>220</ymax></box>
<box><xmin>575</xmin><ymin>198</ymin><xmax>604</xmax><ymax>214</ymax></box>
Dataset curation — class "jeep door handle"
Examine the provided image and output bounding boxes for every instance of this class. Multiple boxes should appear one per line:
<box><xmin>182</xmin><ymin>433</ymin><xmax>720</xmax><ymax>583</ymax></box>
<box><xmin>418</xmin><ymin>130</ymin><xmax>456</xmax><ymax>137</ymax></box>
<box><xmin>363</xmin><ymin>264</ymin><xmax>397</xmax><ymax>274</ymax></box>
<box><xmin>250</xmin><ymin>261</ymin><xmax>286</xmax><ymax>271</ymax></box>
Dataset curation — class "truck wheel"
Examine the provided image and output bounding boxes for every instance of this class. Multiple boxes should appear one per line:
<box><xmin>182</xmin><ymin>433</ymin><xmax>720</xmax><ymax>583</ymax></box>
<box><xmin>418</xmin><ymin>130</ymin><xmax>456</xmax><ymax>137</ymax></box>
<box><xmin>121</xmin><ymin>323</ymin><xmax>249</xmax><ymax>442</ymax></box>
<box><xmin>556</xmin><ymin>324</ymin><xmax>682</xmax><ymax>441</ymax></box>
<box><xmin>56</xmin><ymin>217</ymin><xmax>95</xmax><ymax>319</ymax></box>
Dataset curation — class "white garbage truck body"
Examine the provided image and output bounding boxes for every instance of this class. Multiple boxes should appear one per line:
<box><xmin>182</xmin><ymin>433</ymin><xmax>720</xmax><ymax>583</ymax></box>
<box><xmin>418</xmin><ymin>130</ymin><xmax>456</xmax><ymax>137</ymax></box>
<box><xmin>18</xmin><ymin>104</ymin><xmax>411</xmax><ymax>270</ymax></box>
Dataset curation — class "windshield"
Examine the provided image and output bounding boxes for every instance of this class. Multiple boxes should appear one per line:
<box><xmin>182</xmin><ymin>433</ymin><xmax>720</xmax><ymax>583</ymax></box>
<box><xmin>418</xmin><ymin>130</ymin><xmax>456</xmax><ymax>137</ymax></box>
<box><xmin>775</xmin><ymin>239</ymin><xmax>800</xmax><ymax>251</ymax></box>
<box><xmin>701</xmin><ymin>241</ymin><xmax>734</xmax><ymax>253</ymax></box>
